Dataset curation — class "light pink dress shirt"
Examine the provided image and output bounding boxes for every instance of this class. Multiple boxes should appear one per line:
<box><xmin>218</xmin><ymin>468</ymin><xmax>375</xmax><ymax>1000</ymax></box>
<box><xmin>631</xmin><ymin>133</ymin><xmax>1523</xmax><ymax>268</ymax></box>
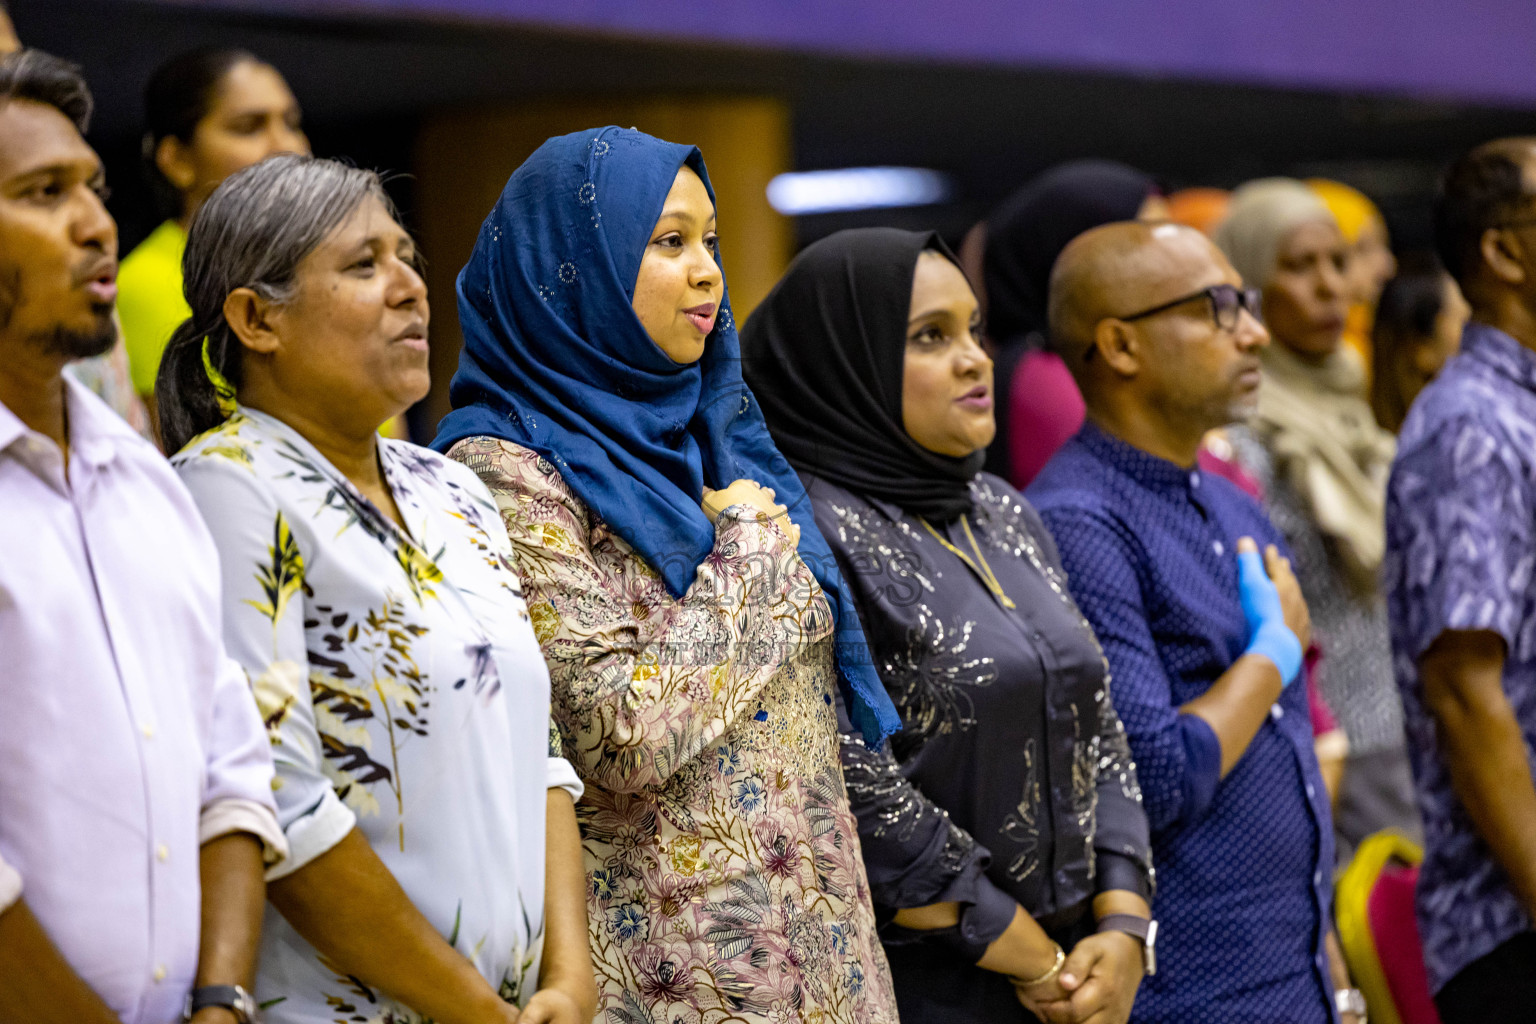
<box><xmin>0</xmin><ymin>378</ymin><xmax>284</xmax><ymax>1024</ymax></box>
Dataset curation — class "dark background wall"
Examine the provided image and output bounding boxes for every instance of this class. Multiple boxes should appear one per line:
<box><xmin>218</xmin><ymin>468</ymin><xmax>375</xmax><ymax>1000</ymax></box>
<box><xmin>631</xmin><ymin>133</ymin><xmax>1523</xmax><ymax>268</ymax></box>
<box><xmin>16</xmin><ymin>0</ymin><xmax>1535</xmax><ymax>256</ymax></box>
<box><xmin>141</xmin><ymin>0</ymin><xmax>1536</xmax><ymax>107</ymax></box>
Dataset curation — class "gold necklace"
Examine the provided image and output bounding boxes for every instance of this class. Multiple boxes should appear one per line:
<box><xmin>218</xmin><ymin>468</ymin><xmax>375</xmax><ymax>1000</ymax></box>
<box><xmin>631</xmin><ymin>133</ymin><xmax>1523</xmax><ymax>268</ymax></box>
<box><xmin>919</xmin><ymin>514</ymin><xmax>1017</xmax><ymax>610</ymax></box>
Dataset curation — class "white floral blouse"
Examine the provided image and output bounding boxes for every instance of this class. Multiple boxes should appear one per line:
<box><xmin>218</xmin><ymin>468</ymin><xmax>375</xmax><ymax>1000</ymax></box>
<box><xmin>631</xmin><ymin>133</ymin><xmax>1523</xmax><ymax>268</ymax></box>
<box><xmin>173</xmin><ymin>409</ymin><xmax>582</xmax><ymax>1023</ymax></box>
<box><xmin>448</xmin><ymin>436</ymin><xmax>901</xmax><ymax>1024</ymax></box>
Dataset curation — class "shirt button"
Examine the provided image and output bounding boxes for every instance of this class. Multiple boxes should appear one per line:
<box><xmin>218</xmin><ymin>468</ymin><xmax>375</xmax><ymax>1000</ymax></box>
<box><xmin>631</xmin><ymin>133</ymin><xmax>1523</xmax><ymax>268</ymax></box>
<box><xmin>1212</xmin><ymin>540</ymin><xmax>1225</xmax><ymax>556</ymax></box>
<box><xmin>1190</xmin><ymin>472</ymin><xmax>1201</xmax><ymax>488</ymax></box>
<box><xmin>156</xmin><ymin>844</ymin><xmax>169</xmax><ymax>862</ymax></box>
<box><xmin>1306</xmin><ymin>783</ymin><xmax>1316</xmax><ymax>799</ymax></box>
<box><xmin>140</xmin><ymin>723</ymin><xmax>155</xmax><ymax>740</ymax></box>
<box><xmin>1270</xmin><ymin>705</ymin><xmax>1284</xmax><ymax>721</ymax></box>
<box><xmin>152</xmin><ymin>965</ymin><xmax>166</xmax><ymax>983</ymax></box>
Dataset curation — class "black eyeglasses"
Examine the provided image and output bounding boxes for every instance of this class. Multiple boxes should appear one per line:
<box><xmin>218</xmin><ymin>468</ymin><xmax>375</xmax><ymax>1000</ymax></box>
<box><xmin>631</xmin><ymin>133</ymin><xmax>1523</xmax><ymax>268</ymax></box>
<box><xmin>1116</xmin><ymin>283</ymin><xmax>1263</xmax><ymax>334</ymax></box>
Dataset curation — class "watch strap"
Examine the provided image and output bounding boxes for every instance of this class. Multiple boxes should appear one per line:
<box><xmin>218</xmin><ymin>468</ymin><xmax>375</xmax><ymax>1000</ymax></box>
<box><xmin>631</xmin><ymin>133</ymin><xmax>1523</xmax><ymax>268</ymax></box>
<box><xmin>184</xmin><ymin>984</ymin><xmax>254</xmax><ymax>1022</ymax></box>
<box><xmin>1096</xmin><ymin>914</ymin><xmax>1157</xmax><ymax>975</ymax></box>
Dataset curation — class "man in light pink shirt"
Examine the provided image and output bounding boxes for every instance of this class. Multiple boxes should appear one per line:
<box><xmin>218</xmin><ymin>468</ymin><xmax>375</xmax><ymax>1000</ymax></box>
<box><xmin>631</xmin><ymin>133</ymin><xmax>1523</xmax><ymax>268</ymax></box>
<box><xmin>0</xmin><ymin>50</ymin><xmax>285</xmax><ymax>1024</ymax></box>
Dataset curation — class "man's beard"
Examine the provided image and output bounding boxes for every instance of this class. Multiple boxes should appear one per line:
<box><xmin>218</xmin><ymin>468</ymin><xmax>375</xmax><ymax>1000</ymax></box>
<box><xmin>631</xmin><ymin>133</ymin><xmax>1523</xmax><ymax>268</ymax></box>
<box><xmin>39</xmin><ymin>307</ymin><xmax>117</xmax><ymax>360</ymax></box>
<box><xmin>1221</xmin><ymin>387</ymin><xmax>1261</xmax><ymax>426</ymax></box>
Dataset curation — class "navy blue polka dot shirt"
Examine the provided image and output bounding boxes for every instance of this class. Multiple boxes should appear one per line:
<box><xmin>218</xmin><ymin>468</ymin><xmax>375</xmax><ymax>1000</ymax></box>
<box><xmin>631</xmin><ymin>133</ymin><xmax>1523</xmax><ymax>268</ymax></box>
<box><xmin>1030</xmin><ymin>422</ymin><xmax>1337</xmax><ymax>1024</ymax></box>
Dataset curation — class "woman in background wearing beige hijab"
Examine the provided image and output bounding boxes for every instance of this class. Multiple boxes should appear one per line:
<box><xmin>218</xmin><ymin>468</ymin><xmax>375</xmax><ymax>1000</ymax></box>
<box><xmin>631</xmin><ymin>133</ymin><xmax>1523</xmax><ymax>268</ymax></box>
<box><xmin>1215</xmin><ymin>179</ymin><xmax>1417</xmax><ymax>856</ymax></box>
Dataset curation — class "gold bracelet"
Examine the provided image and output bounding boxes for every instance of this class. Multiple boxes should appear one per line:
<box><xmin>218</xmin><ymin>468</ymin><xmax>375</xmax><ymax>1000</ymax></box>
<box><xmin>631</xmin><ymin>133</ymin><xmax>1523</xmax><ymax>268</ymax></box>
<box><xmin>1014</xmin><ymin>944</ymin><xmax>1065</xmax><ymax>989</ymax></box>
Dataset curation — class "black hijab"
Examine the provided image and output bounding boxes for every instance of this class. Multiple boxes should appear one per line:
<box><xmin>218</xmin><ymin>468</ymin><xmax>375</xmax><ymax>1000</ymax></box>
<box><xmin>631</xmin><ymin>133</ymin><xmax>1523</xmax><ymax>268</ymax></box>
<box><xmin>741</xmin><ymin>227</ymin><xmax>983</xmax><ymax>521</ymax></box>
<box><xmin>982</xmin><ymin>159</ymin><xmax>1158</xmax><ymax>345</ymax></box>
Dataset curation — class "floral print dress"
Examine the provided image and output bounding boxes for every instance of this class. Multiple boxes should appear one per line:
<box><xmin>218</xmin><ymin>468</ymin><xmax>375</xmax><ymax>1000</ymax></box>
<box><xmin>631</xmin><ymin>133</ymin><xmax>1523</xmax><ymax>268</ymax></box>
<box><xmin>447</xmin><ymin>436</ymin><xmax>900</xmax><ymax>1024</ymax></box>
<box><xmin>173</xmin><ymin>409</ymin><xmax>582</xmax><ymax>1024</ymax></box>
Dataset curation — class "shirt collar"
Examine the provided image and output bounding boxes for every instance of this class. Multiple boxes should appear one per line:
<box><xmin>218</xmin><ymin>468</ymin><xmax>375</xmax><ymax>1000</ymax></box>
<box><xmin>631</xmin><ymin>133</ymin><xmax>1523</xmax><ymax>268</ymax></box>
<box><xmin>234</xmin><ymin>403</ymin><xmax>428</xmax><ymax>546</ymax></box>
<box><xmin>1077</xmin><ymin>419</ymin><xmax>1201</xmax><ymax>496</ymax></box>
<box><xmin>0</xmin><ymin>391</ymin><xmax>24</xmax><ymax>456</ymax></box>
<box><xmin>0</xmin><ymin>375</ymin><xmax>136</xmax><ymax>489</ymax></box>
<box><xmin>1461</xmin><ymin>321</ymin><xmax>1536</xmax><ymax>395</ymax></box>
<box><xmin>64</xmin><ymin>375</ymin><xmax>131</xmax><ymax>471</ymax></box>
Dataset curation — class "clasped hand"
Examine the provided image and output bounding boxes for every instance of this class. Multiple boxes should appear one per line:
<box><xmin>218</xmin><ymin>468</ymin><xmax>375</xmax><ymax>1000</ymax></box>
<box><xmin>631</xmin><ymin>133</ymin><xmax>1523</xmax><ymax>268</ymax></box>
<box><xmin>1016</xmin><ymin>930</ymin><xmax>1145</xmax><ymax>1024</ymax></box>
<box><xmin>508</xmin><ymin>984</ymin><xmax>589</xmax><ymax>1024</ymax></box>
<box><xmin>701</xmin><ymin>478</ymin><xmax>800</xmax><ymax>547</ymax></box>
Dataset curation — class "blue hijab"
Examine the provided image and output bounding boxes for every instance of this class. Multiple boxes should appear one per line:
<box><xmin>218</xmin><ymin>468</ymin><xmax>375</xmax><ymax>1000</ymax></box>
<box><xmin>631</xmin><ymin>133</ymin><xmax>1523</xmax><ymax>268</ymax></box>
<box><xmin>433</xmin><ymin>126</ymin><xmax>899</xmax><ymax>745</ymax></box>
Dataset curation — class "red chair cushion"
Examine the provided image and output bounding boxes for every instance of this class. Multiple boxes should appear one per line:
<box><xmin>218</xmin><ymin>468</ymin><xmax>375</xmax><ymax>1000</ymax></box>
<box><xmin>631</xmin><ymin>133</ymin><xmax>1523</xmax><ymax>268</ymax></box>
<box><xmin>1367</xmin><ymin>863</ymin><xmax>1442</xmax><ymax>1024</ymax></box>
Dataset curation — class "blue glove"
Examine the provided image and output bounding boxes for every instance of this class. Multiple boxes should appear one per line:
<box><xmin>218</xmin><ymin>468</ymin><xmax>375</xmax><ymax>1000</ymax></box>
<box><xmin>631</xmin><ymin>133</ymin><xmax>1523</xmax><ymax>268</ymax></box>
<box><xmin>1237</xmin><ymin>547</ymin><xmax>1303</xmax><ymax>686</ymax></box>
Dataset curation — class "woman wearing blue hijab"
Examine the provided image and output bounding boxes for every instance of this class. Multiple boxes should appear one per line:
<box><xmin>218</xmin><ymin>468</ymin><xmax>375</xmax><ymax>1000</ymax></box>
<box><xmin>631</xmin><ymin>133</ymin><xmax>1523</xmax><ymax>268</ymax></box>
<box><xmin>436</xmin><ymin>127</ymin><xmax>901</xmax><ymax>1024</ymax></box>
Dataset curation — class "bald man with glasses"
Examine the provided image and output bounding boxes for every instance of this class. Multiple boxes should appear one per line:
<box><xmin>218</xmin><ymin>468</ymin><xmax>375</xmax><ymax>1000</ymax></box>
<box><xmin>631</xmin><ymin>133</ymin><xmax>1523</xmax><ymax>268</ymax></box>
<box><xmin>1028</xmin><ymin>222</ymin><xmax>1361</xmax><ymax>1023</ymax></box>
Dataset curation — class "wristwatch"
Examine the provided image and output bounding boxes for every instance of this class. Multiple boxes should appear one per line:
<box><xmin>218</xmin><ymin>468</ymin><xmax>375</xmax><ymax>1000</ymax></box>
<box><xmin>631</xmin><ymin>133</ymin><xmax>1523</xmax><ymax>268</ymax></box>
<box><xmin>1335</xmin><ymin>987</ymin><xmax>1368</xmax><ymax>1019</ymax></box>
<box><xmin>1096</xmin><ymin>913</ymin><xmax>1158</xmax><ymax>976</ymax></box>
<box><xmin>183</xmin><ymin>984</ymin><xmax>256</xmax><ymax>1022</ymax></box>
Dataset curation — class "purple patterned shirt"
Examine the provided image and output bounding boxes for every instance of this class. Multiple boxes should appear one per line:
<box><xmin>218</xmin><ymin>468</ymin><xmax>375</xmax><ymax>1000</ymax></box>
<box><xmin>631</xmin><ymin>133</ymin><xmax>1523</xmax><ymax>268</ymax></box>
<box><xmin>1385</xmin><ymin>322</ymin><xmax>1536</xmax><ymax>992</ymax></box>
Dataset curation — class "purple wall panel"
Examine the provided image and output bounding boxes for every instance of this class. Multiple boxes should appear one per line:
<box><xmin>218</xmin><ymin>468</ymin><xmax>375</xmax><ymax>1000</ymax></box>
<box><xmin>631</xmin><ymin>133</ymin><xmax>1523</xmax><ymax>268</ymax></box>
<box><xmin>158</xmin><ymin>0</ymin><xmax>1536</xmax><ymax>106</ymax></box>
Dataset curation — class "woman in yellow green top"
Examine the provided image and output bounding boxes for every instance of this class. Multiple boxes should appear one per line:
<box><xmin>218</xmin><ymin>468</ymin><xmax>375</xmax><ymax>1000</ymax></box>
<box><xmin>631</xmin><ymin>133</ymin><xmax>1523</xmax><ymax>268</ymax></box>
<box><xmin>119</xmin><ymin>47</ymin><xmax>308</xmax><ymax>417</ymax></box>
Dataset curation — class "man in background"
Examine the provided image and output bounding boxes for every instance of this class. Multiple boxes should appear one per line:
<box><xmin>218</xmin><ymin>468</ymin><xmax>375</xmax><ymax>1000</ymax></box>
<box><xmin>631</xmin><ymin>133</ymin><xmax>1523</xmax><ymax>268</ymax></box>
<box><xmin>1385</xmin><ymin>136</ymin><xmax>1536</xmax><ymax>1023</ymax></box>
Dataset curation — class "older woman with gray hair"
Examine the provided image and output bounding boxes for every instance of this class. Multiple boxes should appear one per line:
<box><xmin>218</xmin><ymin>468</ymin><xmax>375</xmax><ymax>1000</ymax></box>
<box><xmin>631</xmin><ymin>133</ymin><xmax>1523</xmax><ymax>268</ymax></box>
<box><xmin>1215</xmin><ymin>178</ymin><xmax>1416</xmax><ymax>853</ymax></box>
<box><xmin>156</xmin><ymin>154</ymin><xmax>598</xmax><ymax>1024</ymax></box>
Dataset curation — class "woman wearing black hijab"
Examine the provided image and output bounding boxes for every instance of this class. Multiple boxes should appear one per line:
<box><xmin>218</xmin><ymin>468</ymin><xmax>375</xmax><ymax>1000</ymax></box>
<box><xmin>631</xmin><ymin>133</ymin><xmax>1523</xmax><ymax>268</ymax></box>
<box><xmin>742</xmin><ymin>228</ymin><xmax>1154</xmax><ymax>1024</ymax></box>
<box><xmin>981</xmin><ymin>160</ymin><xmax>1163</xmax><ymax>486</ymax></box>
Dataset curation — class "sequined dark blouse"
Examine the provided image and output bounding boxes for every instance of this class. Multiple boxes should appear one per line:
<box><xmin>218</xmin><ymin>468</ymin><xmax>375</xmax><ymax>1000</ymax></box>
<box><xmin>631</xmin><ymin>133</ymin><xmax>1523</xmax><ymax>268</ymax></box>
<box><xmin>805</xmin><ymin>471</ymin><xmax>1152</xmax><ymax>961</ymax></box>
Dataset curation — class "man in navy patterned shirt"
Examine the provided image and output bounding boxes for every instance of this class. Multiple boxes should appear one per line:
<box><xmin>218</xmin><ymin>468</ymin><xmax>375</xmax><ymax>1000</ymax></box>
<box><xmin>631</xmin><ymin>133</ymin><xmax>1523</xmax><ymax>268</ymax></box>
<box><xmin>1030</xmin><ymin>221</ymin><xmax>1353</xmax><ymax>1023</ymax></box>
<box><xmin>1385</xmin><ymin>138</ymin><xmax>1536</xmax><ymax>1024</ymax></box>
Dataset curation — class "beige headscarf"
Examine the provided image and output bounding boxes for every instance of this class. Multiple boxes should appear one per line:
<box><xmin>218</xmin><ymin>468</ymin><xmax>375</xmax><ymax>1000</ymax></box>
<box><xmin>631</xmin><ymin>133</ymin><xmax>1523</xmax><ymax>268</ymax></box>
<box><xmin>1214</xmin><ymin>178</ymin><xmax>1396</xmax><ymax>594</ymax></box>
<box><xmin>1213</xmin><ymin>178</ymin><xmax>1334</xmax><ymax>292</ymax></box>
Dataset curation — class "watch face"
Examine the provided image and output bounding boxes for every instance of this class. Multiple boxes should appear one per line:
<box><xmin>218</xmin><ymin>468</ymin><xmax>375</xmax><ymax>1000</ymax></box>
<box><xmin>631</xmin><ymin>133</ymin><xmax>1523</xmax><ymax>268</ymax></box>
<box><xmin>1336</xmin><ymin>989</ymin><xmax>1366</xmax><ymax>1015</ymax></box>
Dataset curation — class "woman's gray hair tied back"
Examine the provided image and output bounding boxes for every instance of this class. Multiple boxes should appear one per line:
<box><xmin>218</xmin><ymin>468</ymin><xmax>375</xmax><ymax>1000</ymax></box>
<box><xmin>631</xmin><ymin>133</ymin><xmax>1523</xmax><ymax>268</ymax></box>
<box><xmin>155</xmin><ymin>154</ymin><xmax>394</xmax><ymax>453</ymax></box>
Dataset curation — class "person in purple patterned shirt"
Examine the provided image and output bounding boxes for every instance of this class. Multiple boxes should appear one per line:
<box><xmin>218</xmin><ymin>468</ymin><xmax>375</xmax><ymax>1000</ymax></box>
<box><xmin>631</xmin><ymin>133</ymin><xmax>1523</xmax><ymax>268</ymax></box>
<box><xmin>1384</xmin><ymin>137</ymin><xmax>1536</xmax><ymax>1024</ymax></box>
